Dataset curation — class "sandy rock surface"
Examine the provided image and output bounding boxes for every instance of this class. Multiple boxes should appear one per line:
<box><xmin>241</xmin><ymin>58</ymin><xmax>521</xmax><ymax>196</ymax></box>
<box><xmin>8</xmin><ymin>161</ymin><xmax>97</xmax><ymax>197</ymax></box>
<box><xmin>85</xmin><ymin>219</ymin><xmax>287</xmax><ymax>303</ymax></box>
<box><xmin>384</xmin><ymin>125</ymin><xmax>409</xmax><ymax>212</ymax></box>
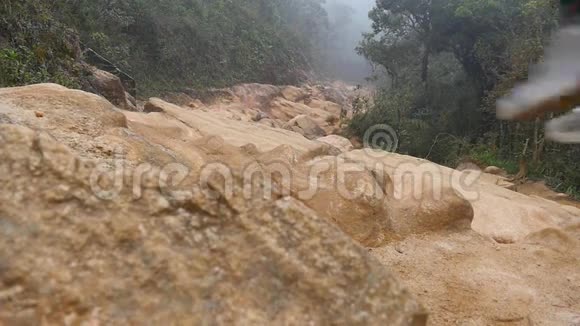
<box><xmin>0</xmin><ymin>84</ymin><xmax>425</xmax><ymax>325</ymax></box>
<box><xmin>1</xmin><ymin>82</ymin><xmax>579</xmax><ymax>325</ymax></box>
<box><xmin>343</xmin><ymin>150</ymin><xmax>580</xmax><ymax>244</ymax></box>
<box><xmin>317</xmin><ymin>135</ymin><xmax>354</xmax><ymax>152</ymax></box>
<box><xmin>371</xmin><ymin>228</ymin><xmax>580</xmax><ymax>325</ymax></box>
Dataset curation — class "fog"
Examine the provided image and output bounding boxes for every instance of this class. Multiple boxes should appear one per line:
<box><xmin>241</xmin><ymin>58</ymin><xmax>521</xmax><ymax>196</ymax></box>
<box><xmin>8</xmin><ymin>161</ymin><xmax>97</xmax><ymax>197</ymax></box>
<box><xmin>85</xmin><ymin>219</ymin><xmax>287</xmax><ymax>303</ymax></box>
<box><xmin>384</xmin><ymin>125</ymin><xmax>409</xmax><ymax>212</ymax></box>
<box><xmin>323</xmin><ymin>0</ymin><xmax>376</xmax><ymax>84</ymax></box>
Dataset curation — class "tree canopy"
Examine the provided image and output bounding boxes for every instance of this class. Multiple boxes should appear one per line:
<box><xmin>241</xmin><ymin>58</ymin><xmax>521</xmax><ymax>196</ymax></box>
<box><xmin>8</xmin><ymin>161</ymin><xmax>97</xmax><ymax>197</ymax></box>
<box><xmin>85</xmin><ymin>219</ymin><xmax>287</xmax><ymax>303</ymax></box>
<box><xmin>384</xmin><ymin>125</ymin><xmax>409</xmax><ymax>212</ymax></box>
<box><xmin>0</xmin><ymin>0</ymin><xmax>333</xmax><ymax>94</ymax></box>
<box><xmin>351</xmin><ymin>0</ymin><xmax>580</xmax><ymax>196</ymax></box>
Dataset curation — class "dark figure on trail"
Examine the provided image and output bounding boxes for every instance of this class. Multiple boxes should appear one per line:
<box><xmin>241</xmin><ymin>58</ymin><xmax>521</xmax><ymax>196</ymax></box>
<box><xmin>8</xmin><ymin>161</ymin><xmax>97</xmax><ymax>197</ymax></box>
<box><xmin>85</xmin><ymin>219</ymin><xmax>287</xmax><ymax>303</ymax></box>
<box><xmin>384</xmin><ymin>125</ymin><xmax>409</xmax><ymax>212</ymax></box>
<box><xmin>497</xmin><ymin>0</ymin><xmax>580</xmax><ymax>143</ymax></box>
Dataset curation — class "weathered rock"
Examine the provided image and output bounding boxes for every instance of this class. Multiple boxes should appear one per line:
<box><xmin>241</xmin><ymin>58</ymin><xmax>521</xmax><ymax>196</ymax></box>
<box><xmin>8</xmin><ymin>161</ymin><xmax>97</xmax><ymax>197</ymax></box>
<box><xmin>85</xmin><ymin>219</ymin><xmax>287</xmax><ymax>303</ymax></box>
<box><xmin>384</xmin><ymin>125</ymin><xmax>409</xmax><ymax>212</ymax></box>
<box><xmin>0</xmin><ymin>83</ymin><xmax>127</xmax><ymax>161</ymax></box>
<box><xmin>339</xmin><ymin>151</ymin><xmax>474</xmax><ymax>238</ymax></box>
<box><xmin>456</xmin><ymin>161</ymin><xmax>482</xmax><ymax>171</ymax></box>
<box><xmin>257</xmin><ymin>118</ymin><xmax>282</xmax><ymax>128</ymax></box>
<box><xmin>371</xmin><ymin>228</ymin><xmax>580</xmax><ymax>326</ymax></box>
<box><xmin>296</xmin><ymin>156</ymin><xmax>392</xmax><ymax>247</ymax></box>
<box><xmin>252</xmin><ymin>110</ymin><xmax>268</xmax><ymax>122</ymax></box>
<box><xmin>299</xmin><ymin>143</ymin><xmax>343</xmax><ymax>162</ymax></box>
<box><xmin>167</xmin><ymin>83</ymin><xmax>342</xmax><ymax>134</ymax></box>
<box><xmin>515</xmin><ymin>181</ymin><xmax>580</xmax><ymax>209</ymax></box>
<box><xmin>254</xmin><ymin>147</ymin><xmax>473</xmax><ymax>246</ymax></box>
<box><xmin>0</xmin><ymin>123</ymin><xmax>426</xmax><ymax>325</ymax></box>
<box><xmin>140</xmin><ymin>98</ymin><xmax>319</xmax><ymax>153</ymax></box>
<box><xmin>280</xmin><ymin>86</ymin><xmax>309</xmax><ymax>102</ymax></box>
<box><xmin>144</xmin><ymin>97</ymin><xmax>167</xmax><ymax>113</ymax></box>
<box><xmin>182</xmin><ymin>87</ymin><xmax>237</xmax><ymax>105</ymax></box>
<box><xmin>320</xmin><ymin>85</ymin><xmax>349</xmax><ymax>107</ymax></box>
<box><xmin>4</xmin><ymin>82</ymin><xmax>580</xmax><ymax>326</ymax></box>
<box><xmin>230</xmin><ymin>83</ymin><xmax>281</xmax><ymax>108</ymax></box>
<box><xmin>87</xmin><ymin>67</ymin><xmax>136</xmax><ymax>111</ymax></box>
<box><xmin>160</xmin><ymin>92</ymin><xmax>196</xmax><ymax>107</ymax></box>
<box><xmin>187</xmin><ymin>99</ymin><xmax>204</xmax><ymax>109</ymax></box>
<box><xmin>524</xmin><ymin>228</ymin><xmax>580</xmax><ymax>254</ymax></box>
<box><xmin>162</xmin><ymin>82</ymin><xmax>349</xmax><ymax>128</ymax></box>
<box><xmin>284</xmin><ymin>114</ymin><xmax>326</xmax><ymax>140</ymax></box>
<box><xmin>126</xmin><ymin>91</ymin><xmax>137</xmax><ymax>106</ymax></box>
<box><xmin>240</xmin><ymin>143</ymin><xmax>260</xmax><ymax>155</ymax></box>
<box><xmin>268</xmin><ymin>98</ymin><xmax>337</xmax><ymax>127</ymax></box>
<box><xmin>384</xmin><ymin>183</ymin><xmax>474</xmax><ymax>237</ymax></box>
<box><xmin>317</xmin><ymin>135</ymin><xmax>354</xmax><ymax>152</ymax></box>
<box><xmin>306</xmin><ymin>99</ymin><xmax>343</xmax><ymax>117</ymax></box>
<box><xmin>483</xmin><ymin>165</ymin><xmax>508</xmax><ymax>176</ymax></box>
<box><xmin>344</xmin><ymin>150</ymin><xmax>580</xmax><ymax>244</ymax></box>
<box><xmin>123</xmin><ymin>110</ymin><xmax>206</xmax><ymax>170</ymax></box>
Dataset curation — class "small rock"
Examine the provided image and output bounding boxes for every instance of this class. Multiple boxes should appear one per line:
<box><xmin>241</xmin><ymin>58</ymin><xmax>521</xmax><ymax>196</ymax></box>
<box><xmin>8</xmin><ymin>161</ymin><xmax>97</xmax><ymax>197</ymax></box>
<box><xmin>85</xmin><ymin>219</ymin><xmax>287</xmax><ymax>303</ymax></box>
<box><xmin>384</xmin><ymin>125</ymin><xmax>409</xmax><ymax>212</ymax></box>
<box><xmin>317</xmin><ymin>135</ymin><xmax>353</xmax><ymax>153</ymax></box>
<box><xmin>34</xmin><ymin>111</ymin><xmax>44</xmax><ymax>118</ymax></box>
<box><xmin>144</xmin><ymin>98</ymin><xmax>166</xmax><ymax>113</ymax></box>
<box><xmin>283</xmin><ymin>115</ymin><xmax>326</xmax><ymax>140</ymax></box>
<box><xmin>394</xmin><ymin>244</ymin><xmax>404</xmax><ymax>254</ymax></box>
<box><xmin>484</xmin><ymin>166</ymin><xmax>507</xmax><ymax>176</ymax></box>
<box><xmin>252</xmin><ymin>111</ymin><xmax>267</xmax><ymax>122</ymax></box>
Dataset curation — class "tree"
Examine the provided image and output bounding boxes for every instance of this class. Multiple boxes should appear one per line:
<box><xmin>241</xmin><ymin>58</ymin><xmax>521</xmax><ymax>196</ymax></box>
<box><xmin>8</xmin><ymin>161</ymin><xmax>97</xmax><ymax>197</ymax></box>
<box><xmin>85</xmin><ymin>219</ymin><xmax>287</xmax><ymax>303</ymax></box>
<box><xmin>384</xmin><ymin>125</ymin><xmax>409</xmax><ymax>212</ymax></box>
<box><xmin>352</xmin><ymin>0</ymin><xmax>580</xmax><ymax>197</ymax></box>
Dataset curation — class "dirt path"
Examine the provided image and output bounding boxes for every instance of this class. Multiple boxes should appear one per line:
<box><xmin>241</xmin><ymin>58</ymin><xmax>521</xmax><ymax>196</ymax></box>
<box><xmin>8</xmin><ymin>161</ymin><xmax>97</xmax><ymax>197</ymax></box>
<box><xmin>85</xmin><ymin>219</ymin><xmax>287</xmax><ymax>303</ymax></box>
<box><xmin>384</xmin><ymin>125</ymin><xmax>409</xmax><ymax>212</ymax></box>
<box><xmin>515</xmin><ymin>181</ymin><xmax>580</xmax><ymax>210</ymax></box>
<box><xmin>371</xmin><ymin>227</ymin><xmax>580</xmax><ymax>325</ymax></box>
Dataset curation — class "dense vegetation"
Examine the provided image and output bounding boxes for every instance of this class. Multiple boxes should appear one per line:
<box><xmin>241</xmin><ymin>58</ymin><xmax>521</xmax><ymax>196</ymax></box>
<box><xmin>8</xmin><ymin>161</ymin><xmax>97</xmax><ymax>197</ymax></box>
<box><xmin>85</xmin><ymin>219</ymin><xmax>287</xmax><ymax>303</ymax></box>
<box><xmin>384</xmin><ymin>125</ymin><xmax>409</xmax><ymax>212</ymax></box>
<box><xmin>1</xmin><ymin>0</ymin><xmax>334</xmax><ymax>94</ymax></box>
<box><xmin>349</xmin><ymin>0</ymin><xmax>580</xmax><ymax>196</ymax></box>
<box><xmin>0</xmin><ymin>1</ymin><xmax>82</xmax><ymax>88</ymax></box>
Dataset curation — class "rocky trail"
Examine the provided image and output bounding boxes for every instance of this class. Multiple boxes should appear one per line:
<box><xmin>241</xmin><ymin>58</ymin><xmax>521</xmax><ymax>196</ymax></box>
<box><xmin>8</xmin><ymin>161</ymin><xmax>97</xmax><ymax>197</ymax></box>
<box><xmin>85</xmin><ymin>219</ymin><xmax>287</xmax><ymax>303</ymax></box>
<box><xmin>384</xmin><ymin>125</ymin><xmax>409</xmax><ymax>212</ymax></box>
<box><xmin>0</xmin><ymin>72</ymin><xmax>578</xmax><ymax>325</ymax></box>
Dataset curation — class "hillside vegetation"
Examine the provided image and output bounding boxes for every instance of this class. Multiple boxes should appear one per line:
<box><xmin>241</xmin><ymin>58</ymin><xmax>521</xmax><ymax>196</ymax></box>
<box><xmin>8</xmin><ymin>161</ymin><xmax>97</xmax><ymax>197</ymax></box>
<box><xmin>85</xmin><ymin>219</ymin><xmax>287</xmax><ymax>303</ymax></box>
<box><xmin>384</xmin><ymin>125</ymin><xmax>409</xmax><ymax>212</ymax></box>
<box><xmin>350</xmin><ymin>0</ymin><xmax>580</xmax><ymax>197</ymax></box>
<box><xmin>0</xmin><ymin>0</ymin><xmax>332</xmax><ymax>94</ymax></box>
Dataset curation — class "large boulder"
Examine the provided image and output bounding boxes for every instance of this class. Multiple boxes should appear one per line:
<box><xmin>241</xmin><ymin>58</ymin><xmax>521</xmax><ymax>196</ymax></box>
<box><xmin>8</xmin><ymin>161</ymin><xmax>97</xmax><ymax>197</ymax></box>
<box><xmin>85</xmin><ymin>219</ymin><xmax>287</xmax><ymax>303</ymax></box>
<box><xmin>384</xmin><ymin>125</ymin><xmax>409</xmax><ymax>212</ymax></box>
<box><xmin>284</xmin><ymin>114</ymin><xmax>326</xmax><ymax>140</ymax></box>
<box><xmin>384</xmin><ymin>183</ymin><xmax>474</xmax><ymax>237</ymax></box>
<box><xmin>344</xmin><ymin>150</ymin><xmax>580</xmax><ymax>244</ymax></box>
<box><xmin>340</xmin><ymin>150</ymin><xmax>475</xmax><ymax>238</ymax></box>
<box><xmin>0</xmin><ymin>122</ymin><xmax>425</xmax><ymax>325</ymax></box>
<box><xmin>0</xmin><ymin>83</ymin><xmax>127</xmax><ymax>160</ymax></box>
<box><xmin>294</xmin><ymin>156</ymin><xmax>392</xmax><ymax>247</ymax></box>
<box><xmin>144</xmin><ymin>97</ymin><xmax>168</xmax><ymax>113</ymax></box>
<box><xmin>87</xmin><ymin>67</ymin><xmax>137</xmax><ymax>111</ymax></box>
<box><xmin>254</xmin><ymin>148</ymin><xmax>472</xmax><ymax>246</ymax></box>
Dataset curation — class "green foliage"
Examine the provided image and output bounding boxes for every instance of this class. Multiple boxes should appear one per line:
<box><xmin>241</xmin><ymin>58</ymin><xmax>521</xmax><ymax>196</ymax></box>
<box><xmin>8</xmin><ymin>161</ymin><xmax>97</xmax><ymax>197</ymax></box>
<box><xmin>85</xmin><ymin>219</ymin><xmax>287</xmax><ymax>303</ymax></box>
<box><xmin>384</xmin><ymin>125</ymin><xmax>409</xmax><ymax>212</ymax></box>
<box><xmin>468</xmin><ymin>146</ymin><xmax>520</xmax><ymax>174</ymax></box>
<box><xmin>354</xmin><ymin>0</ymin><xmax>580</xmax><ymax>195</ymax></box>
<box><xmin>55</xmin><ymin>0</ymin><xmax>330</xmax><ymax>93</ymax></box>
<box><xmin>532</xmin><ymin>146</ymin><xmax>580</xmax><ymax>197</ymax></box>
<box><xmin>0</xmin><ymin>47</ymin><xmax>50</xmax><ymax>85</ymax></box>
<box><xmin>0</xmin><ymin>0</ymin><xmax>80</xmax><ymax>88</ymax></box>
<box><xmin>1</xmin><ymin>0</ymin><xmax>332</xmax><ymax>93</ymax></box>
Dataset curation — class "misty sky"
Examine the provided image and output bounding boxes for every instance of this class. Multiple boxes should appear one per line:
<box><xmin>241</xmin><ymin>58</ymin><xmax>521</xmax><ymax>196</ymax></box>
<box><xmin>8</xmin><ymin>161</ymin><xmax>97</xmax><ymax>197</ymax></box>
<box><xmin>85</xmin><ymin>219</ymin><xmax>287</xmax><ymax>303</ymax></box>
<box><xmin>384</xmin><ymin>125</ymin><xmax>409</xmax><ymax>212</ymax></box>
<box><xmin>323</xmin><ymin>0</ymin><xmax>376</xmax><ymax>83</ymax></box>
